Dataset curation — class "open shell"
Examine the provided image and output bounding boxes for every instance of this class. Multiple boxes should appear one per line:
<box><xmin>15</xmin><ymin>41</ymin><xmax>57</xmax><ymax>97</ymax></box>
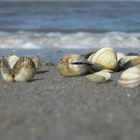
<box><xmin>1</xmin><ymin>57</ymin><xmax>36</xmax><ymax>82</ymax></box>
<box><xmin>57</xmin><ymin>54</ymin><xmax>103</xmax><ymax>77</ymax></box>
<box><xmin>118</xmin><ymin>64</ymin><xmax>140</xmax><ymax>88</ymax></box>
<box><xmin>88</xmin><ymin>47</ymin><xmax>118</xmax><ymax>71</ymax></box>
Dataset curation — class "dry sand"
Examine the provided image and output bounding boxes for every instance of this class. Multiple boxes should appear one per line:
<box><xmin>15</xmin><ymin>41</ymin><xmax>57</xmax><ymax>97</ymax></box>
<box><xmin>0</xmin><ymin>66</ymin><xmax>140</xmax><ymax>140</ymax></box>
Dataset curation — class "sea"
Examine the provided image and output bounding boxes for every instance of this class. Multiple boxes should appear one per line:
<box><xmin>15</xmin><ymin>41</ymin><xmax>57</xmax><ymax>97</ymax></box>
<box><xmin>0</xmin><ymin>1</ymin><xmax>140</xmax><ymax>62</ymax></box>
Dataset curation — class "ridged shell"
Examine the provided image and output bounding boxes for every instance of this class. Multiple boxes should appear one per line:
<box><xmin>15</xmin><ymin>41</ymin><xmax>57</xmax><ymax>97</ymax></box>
<box><xmin>13</xmin><ymin>57</ymin><xmax>36</xmax><ymax>82</ymax></box>
<box><xmin>118</xmin><ymin>64</ymin><xmax>140</xmax><ymax>88</ymax></box>
<box><xmin>1</xmin><ymin>57</ymin><xmax>36</xmax><ymax>82</ymax></box>
<box><xmin>88</xmin><ymin>47</ymin><xmax>118</xmax><ymax>71</ymax></box>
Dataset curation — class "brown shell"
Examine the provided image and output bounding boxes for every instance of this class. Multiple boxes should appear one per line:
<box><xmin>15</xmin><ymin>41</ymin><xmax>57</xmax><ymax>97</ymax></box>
<box><xmin>12</xmin><ymin>57</ymin><xmax>36</xmax><ymax>75</ymax></box>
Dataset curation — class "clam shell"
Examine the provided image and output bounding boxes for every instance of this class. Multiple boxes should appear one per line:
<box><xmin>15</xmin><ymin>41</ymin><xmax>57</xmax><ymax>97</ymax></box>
<box><xmin>57</xmin><ymin>54</ymin><xmax>93</xmax><ymax>77</ymax></box>
<box><xmin>1</xmin><ymin>56</ymin><xmax>36</xmax><ymax>82</ymax></box>
<box><xmin>118</xmin><ymin>78</ymin><xmax>140</xmax><ymax>88</ymax></box>
<box><xmin>88</xmin><ymin>47</ymin><xmax>118</xmax><ymax>71</ymax></box>
<box><xmin>13</xmin><ymin>57</ymin><xmax>36</xmax><ymax>82</ymax></box>
<box><xmin>118</xmin><ymin>65</ymin><xmax>140</xmax><ymax>88</ymax></box>
<box><xmin>86</xmin><ymin>69</ymin><xmax>111</xmax><ymax>84</ymax></box>
<box><xmin>119</xmin><ymin>65</ymin><xmax>140</xmax><ymax>80</ymax></box>
<box><xmin>57</xmin><ymin>54</ymin><xmax>103</xmax><ymax>77</ymax></box>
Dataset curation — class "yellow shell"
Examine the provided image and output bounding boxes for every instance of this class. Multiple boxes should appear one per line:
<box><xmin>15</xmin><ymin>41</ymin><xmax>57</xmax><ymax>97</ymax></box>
<box><xmin>88</xmin><ymin>47</ymin><xmax>118</xmax><ymax>71</ymax></box>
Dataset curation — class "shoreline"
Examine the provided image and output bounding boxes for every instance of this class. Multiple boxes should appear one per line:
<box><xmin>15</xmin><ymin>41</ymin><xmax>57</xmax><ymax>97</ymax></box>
<box><xmin>0</xmin><ymin>66</ymin><xmax>140</xmax><ymax>140</ymax></box>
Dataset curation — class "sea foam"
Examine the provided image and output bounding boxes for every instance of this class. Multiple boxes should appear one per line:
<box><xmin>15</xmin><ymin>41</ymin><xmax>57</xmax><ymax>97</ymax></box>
<box><xmin>0</xmin><ymin>31</ymin><xmax>140</xmax><ymax>50</ymax></box>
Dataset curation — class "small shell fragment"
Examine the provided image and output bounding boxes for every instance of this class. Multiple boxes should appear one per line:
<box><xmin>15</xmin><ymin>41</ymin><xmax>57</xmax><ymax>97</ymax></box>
<box><xmin>86</xmin><ymin>69</ymin><xmax>111</xmax><ymax>84</ymax></box>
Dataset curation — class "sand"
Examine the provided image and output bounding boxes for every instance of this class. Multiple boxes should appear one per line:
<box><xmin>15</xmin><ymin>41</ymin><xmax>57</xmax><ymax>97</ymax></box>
<box><xmin>0</xmin><ymin>66</ymin><xmax>140</xmax><ymax>140</ymax></box>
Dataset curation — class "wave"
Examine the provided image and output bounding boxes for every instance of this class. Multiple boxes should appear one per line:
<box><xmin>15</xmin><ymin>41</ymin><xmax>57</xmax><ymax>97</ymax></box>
<box><xmin>0</xmin><ymin>31</ymin><xmax>140</xmax><ymax>50</ymax></box>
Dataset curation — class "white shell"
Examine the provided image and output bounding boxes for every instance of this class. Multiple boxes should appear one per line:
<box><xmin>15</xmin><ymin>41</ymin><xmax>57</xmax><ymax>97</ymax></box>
<box><xmin>120</xmin><ymin>65</ymin><xmax>140</xmax><ymax>80</ymax></box>
<box><xmin>88</xmin><ymin>47</ymin><xmax>118</xmax><ymax>71</ymax></box>
<box><xmin>118</xmin><ymin>65</ymin><xmax>140</xmax><ymax>88</ymax></box>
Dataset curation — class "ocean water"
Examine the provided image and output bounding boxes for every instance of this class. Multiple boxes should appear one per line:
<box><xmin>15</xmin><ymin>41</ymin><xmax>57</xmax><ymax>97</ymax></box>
<box><xmin>0</xmin><ymin>1</ymin><xmax>140</xmax><ymax>62</ymax></box>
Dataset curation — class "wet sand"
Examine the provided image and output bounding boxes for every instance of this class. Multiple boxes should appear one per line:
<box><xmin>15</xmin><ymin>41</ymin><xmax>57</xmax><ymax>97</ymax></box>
<box><xmin>0</xmin><ymin>66</ymin><xmax>140</xmax><ymax>140</ymax></box>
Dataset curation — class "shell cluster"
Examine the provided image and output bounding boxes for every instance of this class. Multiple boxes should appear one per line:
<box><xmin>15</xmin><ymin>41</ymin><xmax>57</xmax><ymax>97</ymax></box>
<box><xmin>57</xmin><ymin>47</ymin><xmax>140</xmax><ymax>88</ymax></box>
<box><xmin>1</xmin><ymin>47</ymin><xmax>140</xmax><ymax>88</ymax></box>
<box><xmin>0</xmin><ymin>54</ymin><xmax>43</xmax><ymax>82</ymax></box>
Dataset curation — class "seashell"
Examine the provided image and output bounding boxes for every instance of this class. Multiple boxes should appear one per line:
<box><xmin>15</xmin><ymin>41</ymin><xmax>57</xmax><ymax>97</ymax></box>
<box><xmin>118</xmin><ymin>55</ymin><xmax>140</xmax><ymax>71</ymax></box>
<box><xmin>1</xmin><ymin>57</ymin><xmax>36</xmax><ymax>82</ymax></box>
<box><xmin>13</xmin><ymin>57</ymin><xmax>36</xmax><ymax>82</ymax></box>
<box><xmin>57</xmin><ymin>54</ymin><xmax>103</xmax><ymax>77</ymax></box>
<box><xmin>7</xmin><ymin>54</ymin><xmax>19</xmax><ymax>69</ymax></box>
<box><xmin>31</xmin><ymin>56</ymin><xmax>43</xmax><ymax>70</ymax></box>
<box><xmin>118</xmin><ymin>64</ymin><xmax>140</xmax><ymax>88</ymax></box>
<box><xmin>86</xmin><ymin>69</ymin><xmax>111</xmax><ymax>84</ymax></box>
<box><xmin>87</xmin><ymin>47</ymin><xmax>118</xmax><ymax>71</ymax></box>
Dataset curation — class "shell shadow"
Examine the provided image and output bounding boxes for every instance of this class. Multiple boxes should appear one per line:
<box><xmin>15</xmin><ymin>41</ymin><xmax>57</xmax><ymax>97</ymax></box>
<box><xmin>28</xmin><ymin>78</ymin><xmax>45</xmax><ymax>82</ymax></box>
<box><xmin>36</xmin><ymin>70</ymin><xmax>49</xmax><ymax>74</ymax></box>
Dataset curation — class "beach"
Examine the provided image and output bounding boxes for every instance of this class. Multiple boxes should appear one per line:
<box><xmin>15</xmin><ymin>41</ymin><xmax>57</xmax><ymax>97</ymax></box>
<box><xmin>0</xmin><ymin>1</ymin><xmax>140</xmax><ymax>139</ymax></box>
<box><xmin>0</xmin><ymin>65</ymin><xmax>140</xmax><ymax>140</ymax></box>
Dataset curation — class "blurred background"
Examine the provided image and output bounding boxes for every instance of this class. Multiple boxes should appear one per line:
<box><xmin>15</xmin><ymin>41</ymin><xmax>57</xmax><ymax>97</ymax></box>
<box><xmin>0</xmin><ymin>1</ymin><xmax>140</xmax><ymax>62</ymax></box>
